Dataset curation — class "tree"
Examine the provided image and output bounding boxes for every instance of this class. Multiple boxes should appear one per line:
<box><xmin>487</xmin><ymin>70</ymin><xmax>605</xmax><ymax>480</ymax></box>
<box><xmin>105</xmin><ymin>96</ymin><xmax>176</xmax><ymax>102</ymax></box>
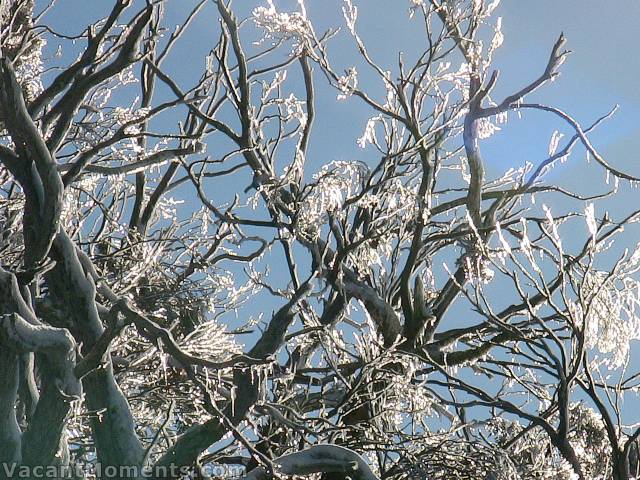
<box><xmin>1</xmin><ymin>0</ymin><xmax>639</xmax><ymax>479</ymax></box>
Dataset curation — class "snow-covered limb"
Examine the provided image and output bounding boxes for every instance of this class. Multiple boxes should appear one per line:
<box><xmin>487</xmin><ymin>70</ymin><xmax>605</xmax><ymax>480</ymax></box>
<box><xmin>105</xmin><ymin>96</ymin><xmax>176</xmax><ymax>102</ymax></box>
<box><xmin>242</xmin><ymin>444</ymin><xmax>380</xmax><ymax>480</ymax></box>
<box><xmin>0</xmin><ymin>313</ymin><xmax>80</xmax><ymax>397</ymax></box>
<box><xmin>0</xmin><ymin>267</ymin><xmax>80</xmax><ymax>399</ymax></box>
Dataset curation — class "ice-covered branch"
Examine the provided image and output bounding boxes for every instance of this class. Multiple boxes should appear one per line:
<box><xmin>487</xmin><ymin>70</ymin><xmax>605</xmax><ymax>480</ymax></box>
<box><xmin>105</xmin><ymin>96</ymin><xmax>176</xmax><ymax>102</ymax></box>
<box><xmin>242</xmin><ymin>445</ymin><xmax>379</xmax><ymax>480</ymax></box>
<box><xmin>478</xmin><ymin>34</ymin><xmax>569</xmax><ymax>118</ymax></box>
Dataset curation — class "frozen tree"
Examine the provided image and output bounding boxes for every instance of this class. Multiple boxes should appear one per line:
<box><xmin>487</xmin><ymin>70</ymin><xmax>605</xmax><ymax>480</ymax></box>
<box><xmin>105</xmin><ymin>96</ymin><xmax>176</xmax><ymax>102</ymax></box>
<box><xmin>1</xmin><ymin>1</ymin><xmax>640</xmax><ymax>479</ymax></box>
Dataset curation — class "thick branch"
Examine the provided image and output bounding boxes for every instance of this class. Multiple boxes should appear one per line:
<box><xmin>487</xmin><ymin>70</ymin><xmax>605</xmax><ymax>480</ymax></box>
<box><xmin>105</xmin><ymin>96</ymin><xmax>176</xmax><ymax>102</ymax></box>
<box><xmin>242</xmin><ymin>445</ymin><xmax>379</xmax><ymax>480</ymax></box>
<box><xmin>0</xmin><ymin>58</ymin><xmax>64</xmax><ymax>266</ymax></box>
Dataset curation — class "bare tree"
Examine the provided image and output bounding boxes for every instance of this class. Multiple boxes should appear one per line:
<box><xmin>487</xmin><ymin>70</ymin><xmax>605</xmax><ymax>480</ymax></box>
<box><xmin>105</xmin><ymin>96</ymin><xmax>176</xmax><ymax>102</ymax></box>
<box><xmin>1</xmin><ymin>1</ymin><xmax>639</xmax><ymax>479</ymax></box>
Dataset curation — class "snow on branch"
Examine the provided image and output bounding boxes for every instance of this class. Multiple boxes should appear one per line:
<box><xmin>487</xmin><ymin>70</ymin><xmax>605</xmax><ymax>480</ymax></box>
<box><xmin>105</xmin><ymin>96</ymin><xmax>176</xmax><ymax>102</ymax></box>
<box><xmin>242</xmin><ymin>444</ymin><xmax>380</xmax><ymax>480</ymax></box>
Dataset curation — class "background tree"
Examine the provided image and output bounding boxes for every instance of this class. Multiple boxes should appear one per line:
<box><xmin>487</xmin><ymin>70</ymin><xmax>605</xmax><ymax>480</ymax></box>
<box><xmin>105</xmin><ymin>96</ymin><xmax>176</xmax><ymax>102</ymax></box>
<box><xmin>1</xmin><ymin>1</ymin><xmax>639</xmax><ymax>479</ymax></box>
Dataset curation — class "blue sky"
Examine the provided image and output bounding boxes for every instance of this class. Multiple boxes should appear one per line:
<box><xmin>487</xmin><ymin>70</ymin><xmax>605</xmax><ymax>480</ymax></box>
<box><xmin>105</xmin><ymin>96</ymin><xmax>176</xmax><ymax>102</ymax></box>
<box><xmin>43</xmin><ymin>0</ymin><xmax>640</xmax><ymax>180</ymax></box>
<box><xmin>495</xmin><ymin>1</ymin><xmax>640</xmax><ymax>175</ymax></box>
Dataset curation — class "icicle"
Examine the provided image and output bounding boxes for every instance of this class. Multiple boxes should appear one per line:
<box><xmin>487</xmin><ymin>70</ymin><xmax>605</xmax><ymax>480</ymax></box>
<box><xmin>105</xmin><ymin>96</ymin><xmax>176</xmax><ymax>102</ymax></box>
<box><xmin>231</xmin><ymin>385</ymin><xmax>237</xmax><ymax>416</ymax></box>
<box><xmin>548</xmin><ymin>130</ymin><xmax>563</xmax><ymax>156</ymax></box>
<box><xmin>585</xmin><ymin>204</ymin><xmax>597</xmax><ymax>246</ymax></box>
<box><xmin>606</xmin><ymin>170</ymin><xmax>610</xmax><ymax>185</ymax></box>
